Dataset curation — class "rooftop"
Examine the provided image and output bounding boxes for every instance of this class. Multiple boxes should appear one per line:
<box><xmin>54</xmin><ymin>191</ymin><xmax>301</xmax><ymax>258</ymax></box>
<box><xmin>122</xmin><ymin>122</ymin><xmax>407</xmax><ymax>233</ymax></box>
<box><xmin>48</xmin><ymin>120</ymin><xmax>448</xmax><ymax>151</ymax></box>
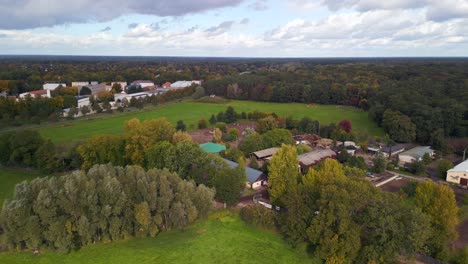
<box><xmin>381</xmin><ymin>144</ymin><xmax>406</xmax><ymax>153</ymax></box>
<box><xmin>399</xmin><ymin>146</ymin><xmax>433</xmax><ymax>159</ymax></box>
<box><xmin>298</xmin><ymin>148</ymin><xmax>336</xmax><ymax>166</ymax></box>
<box><xmin>200</xmin><ymin>142</ymin><xmax>226</xmax><ymax>154</ymax></box>
<box><xmin>222</xmin><ymin>158</ymin><xmax>265</xmax><ymax>183</ymax></box>
<box><xmin>252</xmin><ymin>147</ymin><xmax>279</xmax><ymax>159</ymax></box>
<box><xmin>448</xmin><ymin>159</ymin><xmax>468</xmax><ymax>173</ymax></box>
<box><xmin>29</xmin><ymin>90</ymin><xmax>48</xmax><ymax>95</ymax></box>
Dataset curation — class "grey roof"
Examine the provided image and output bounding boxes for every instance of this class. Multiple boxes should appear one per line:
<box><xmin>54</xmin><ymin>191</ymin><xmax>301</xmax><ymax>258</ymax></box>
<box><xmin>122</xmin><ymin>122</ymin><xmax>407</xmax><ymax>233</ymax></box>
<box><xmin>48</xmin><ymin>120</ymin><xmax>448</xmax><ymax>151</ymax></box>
<box><xmin>298</xmin><ymin>148</ymin><xmax>336</xmax><ymax>166</ymax></box>
<box><xmin>222</xmin><ymin>158</ymin><xmax>264</xmax><ymax>183</ymax></box>
<box><xmin>448</xmin><ymin>159</ymin><xmax>468</xmax><ymax>173</ymax></box>
<box><xmin>381</xmin><ymin>144</ymin><xmax>405</xmax><ymax>154</ymax></box>
<box><xmin>252</xmin><ymin>147</ymin><xmax>279</xmax><ymax>159</ymax></box>
<box><xmin>399</xmin><ymin>146</ymin><xmax>434</xmax><ymax>159</ymax></box>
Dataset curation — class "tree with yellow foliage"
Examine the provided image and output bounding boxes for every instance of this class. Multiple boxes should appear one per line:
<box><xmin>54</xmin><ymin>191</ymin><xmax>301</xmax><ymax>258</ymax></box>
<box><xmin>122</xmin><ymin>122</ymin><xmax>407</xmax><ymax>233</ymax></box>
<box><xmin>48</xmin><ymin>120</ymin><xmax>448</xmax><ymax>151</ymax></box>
<box><xmin>415</xmin><ymin>181</ymin><xmax>459</xmax><ymax>257</ymax></box>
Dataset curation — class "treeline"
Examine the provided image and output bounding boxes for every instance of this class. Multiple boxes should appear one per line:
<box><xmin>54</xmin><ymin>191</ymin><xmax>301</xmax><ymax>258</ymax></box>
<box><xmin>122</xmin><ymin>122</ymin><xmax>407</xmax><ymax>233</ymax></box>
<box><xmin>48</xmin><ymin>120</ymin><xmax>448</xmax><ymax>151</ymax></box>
<box><xmin>0</xmin><ymin>164</ymin><xmax>214</xmax><ymax>252</ymax></box>
<box><xmin>242</xmin><ymin>145</ymin><xmax>460</xmax><ymax>263</ymax></box>
<box><xmin>369</xmin><ymin>78</ymin><xmax>468</xmax><ymax>145</ymax></box>
<box><xmin>0</xmin><ymin>130</ymin><xmax>80</xmax><ymax>173</ymax></box>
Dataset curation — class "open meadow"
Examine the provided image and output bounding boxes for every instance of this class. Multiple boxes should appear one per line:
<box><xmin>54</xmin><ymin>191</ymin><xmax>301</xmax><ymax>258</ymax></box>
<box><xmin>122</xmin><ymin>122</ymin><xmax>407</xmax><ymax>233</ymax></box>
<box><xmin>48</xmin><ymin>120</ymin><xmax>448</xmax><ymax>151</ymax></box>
<box><xmin>0</xmin><ymin>210</ymin><xmax>317</xmax><ymax>264</ymax></box>
<box><xmin>36</xmin><ymin>100</ymin><xmax>383</xmax><ymax>143</ymax></box>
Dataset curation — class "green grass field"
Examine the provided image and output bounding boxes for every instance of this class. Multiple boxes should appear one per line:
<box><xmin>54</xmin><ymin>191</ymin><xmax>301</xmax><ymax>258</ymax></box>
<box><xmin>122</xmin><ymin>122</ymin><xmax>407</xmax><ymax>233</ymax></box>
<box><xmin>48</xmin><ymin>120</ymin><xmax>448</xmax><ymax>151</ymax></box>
<box><xmin>37</xmin><ymin>100</ymin><xmax>383</xmax><ymax>143</ymax></box>
<box><xmin>0</xmin><ymin>210</ymin><xmax>317</xmax><ymax>264</ymax></box>
<box><xmin>0</xmin><ymin>167</ymin><xmax>44</xmax><ymax>209</ymax></box>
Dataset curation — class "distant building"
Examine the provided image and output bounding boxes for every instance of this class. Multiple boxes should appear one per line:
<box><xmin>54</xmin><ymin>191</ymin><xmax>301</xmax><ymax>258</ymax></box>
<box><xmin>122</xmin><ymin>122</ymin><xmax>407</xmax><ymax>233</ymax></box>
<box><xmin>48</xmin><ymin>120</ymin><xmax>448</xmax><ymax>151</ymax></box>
<box><xmin>20</xmin><ymin>89</ymin><xmax>51</xmax><ymax>98</ymax></box>
<box><xmin>82</xmin><ymin>83</ymin><xmax>107</xmax><ymax>95</ymax></box>
<box><xmin>446</xmin><ymin>159</ymin><xmax>468</xmax><ymax>186</ymax></box>
<box><xmin>43</xmin><ymin>83</ymin><xmax>66</xmax><ymax>90</ymax></box>
<box><xmin>170</xmin><ymin>80</ymin><xmax>201</xmax><ymax>89</ymax></box>
<box><xmin>222</xmin><ymin>158</ymin><xmax>267</xmax><ymax>189</ymax></box>
<box><xmin>132</xmin><ymin>80</ymin><xmax>154</xmax><ymax>88</ymax></box>
<box><xmin>298</xmin><ymin>148</ymin><xmax>337</xmax><ymax>173</ymax></box>
<box><xmin>71</xmin><ymin>82</ymin><xmax>90</xmax><ymax>88</ymax></box>
<box><xmin>398</xmin><ymin>146</ymin><xmax>434</xmax><ymax>165</ymax></box>
<box><xmin>252</xmin><ymin>147</ymin><xmax>280</xmax><ymax>160</ymax></box>
<box><xmin>162</xmin><ymin>82</ymin><xmax>172</xmax><ymax>88</ymax></box>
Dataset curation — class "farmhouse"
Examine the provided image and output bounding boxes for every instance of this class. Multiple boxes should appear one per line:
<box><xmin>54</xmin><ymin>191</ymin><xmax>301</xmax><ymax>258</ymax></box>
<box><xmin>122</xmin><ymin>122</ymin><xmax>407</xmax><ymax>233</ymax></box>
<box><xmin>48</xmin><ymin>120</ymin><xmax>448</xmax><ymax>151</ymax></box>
<box><xmin>19</xmin><ymin>89</ymin><xmax>51</xmax><ymax>98</ymax></box>
<box><xmin>43</xmin><ymin>83</ymin><xmax>66</xmax><ymax>90</ymax></box>
<box><xmin>222</xmin><ymin>159</ymin><xmax>267</xmax><ymax>189</ymax></box>
<box><xmin>446</xmin><ymin>159</ymin><xmax>468</xmax><ymax>186</ymax></box>
<box><xmin>252</xmin><ymin>147</ymin><xmax>279</xmax><ymax>160</ymax></box>
<box><xmin>200</xmin><ymin>142</ymin><xmax>226</xmax><ymax>154</ymax></box>
<box><xmin>398</xmin><ymin>146</ymin><xmax>434</xmax><ymax>165</ymax></box>
<box><xmin>162</xmin><ymin>82</ymin><xmax>172</xmax><ymax>88</ymax></box>
<box><xmin>298</xmin><ymin>148</ymin><xmax>337</xmax><ymax>173</ymax></box>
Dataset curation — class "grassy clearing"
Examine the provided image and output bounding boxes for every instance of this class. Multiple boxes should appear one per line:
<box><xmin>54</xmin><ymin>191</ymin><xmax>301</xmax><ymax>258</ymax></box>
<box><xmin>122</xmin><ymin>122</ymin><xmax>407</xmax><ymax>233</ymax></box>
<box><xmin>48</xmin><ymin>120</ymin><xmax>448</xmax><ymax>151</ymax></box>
<box><xmin>36</xmin><ymin>100</ymin><xmax>382</xmax><ymax>143</ymax></box>
<box><xmin>0</xmin><ymin>167</ymin><xmax>44</xmax><ymax>209</ymax></box>
<box><xmin>0</xmin><ymin>210</ymin><xmax>317</xmax><ymax>264</ymax></box>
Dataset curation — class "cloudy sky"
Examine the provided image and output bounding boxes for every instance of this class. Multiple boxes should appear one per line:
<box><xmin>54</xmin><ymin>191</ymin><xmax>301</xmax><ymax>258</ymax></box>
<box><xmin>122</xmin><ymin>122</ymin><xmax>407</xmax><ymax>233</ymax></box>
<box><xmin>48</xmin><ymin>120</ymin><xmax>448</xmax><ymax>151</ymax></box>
<box><xmin>0</xmin><ymin>0</ymin><xmax>467</xmax><ymax>57</ymax></box>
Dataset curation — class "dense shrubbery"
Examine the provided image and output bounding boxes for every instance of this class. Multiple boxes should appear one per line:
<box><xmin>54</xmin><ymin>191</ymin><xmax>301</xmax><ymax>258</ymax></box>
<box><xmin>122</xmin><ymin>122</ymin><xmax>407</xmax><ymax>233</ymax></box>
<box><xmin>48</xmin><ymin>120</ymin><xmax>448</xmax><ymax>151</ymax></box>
<box><xmin>240</xmin><ymin>204</ymin><xmax>276</xmax><ymax>230</ymax></box>
<box><xmin>0</xmin><ymin>164</ymin><xmax>215</xmax><ymax>252</ymax></box>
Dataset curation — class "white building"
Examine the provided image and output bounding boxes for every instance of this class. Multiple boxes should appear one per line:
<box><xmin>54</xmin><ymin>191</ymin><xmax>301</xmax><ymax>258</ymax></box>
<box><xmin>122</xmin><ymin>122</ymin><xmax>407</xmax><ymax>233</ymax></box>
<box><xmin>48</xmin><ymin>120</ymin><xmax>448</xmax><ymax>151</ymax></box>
<box><xmin>170</xmin><ymin>80</ymin><xmax>201</xmax><ymax>89</ymax></box>
<box><xmin>398</xmin><ymin>146</ymin><xmax>434</xmax><ymax>165</ymax></box>
<box><xmin>132</xmin><ymin>80</ymin><xmax>154</xmax><ymax>88</ymax></box>
<box><xmin>446</xmin><ymin>159</ymin><xmax>468</xmax><ymax>186</ymax></box>
<box><xmin>72</xmin><ymin>82</ymin><xmax>90</xmax><ymax>87</ymax></box>
<box><xmin>20</xmin><ymin>89</ymin><xmax>51</xmax><ymax>98</ymax></box>
<box><xmin>43</xmin><ymin>83</ymin><xmax>66</xmax><ymax>90</ymax></box>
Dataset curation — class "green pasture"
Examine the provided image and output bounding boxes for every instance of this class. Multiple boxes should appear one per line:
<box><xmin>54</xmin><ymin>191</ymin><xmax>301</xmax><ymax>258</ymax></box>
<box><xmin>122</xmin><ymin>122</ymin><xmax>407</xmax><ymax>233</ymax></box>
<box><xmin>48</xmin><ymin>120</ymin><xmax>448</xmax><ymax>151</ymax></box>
<box><xmin>35</xmin><ymin>100</ymin><xmax>382</xmax><ymax>143</ymax></box>
<box><xmin>0</xmin><ymin>210</ymin><xmax>317</xmax><ymax>264</ymax></box>
<box><xmin>0</xmin><ymin>167</ymin><xmax>44</xmax><ymax>209</ymax></box>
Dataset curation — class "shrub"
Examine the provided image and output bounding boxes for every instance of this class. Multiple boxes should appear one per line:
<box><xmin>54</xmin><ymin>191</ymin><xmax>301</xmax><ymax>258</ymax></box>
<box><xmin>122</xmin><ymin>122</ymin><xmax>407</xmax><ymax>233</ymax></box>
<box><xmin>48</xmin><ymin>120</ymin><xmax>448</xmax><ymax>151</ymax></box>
<box><xmin>240</xmin><ymin>204</ymin><xmax>276</xmax><ymax>230</ymax></box>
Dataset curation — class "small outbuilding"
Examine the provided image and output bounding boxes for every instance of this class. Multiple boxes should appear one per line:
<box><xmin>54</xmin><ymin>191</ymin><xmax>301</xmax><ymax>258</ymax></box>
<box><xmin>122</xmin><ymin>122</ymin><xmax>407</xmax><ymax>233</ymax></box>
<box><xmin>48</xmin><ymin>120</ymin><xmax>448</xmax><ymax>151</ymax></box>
<box><xmin>446</xmin><ymin>159</ymin><xmax>468</xmax><ymax>186</ymax></box>
<box><xmin>252</xmin><ymin>147</ymin><xmax>279</xmax><ymax>160</ymax></box>
<box><xmin>200</xmin><ymin>142</ymin><xmax>226</xmax><ymax>154</ymax></box>
<box><xmin>222</xmin><ymin>159</ymin><xmax>267</xmax><ymax>189</ymax></box>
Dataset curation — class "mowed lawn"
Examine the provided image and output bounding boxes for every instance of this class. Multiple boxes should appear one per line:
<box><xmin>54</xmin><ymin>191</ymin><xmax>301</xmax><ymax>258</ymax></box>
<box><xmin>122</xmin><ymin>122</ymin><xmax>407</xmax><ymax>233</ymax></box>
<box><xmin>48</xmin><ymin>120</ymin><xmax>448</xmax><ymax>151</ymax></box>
<box><xmin>0</xmin><ymin>210</ymin><xmax>317</xmax><ymax>264</ymax></box>
<box><xmin>0</xmin><ymin>167</ymin><xmax>44</xmax><ymax>209</ymax></box>
<box><xmin>37</xmin><ymin>100</ymin><xmax>383</xmax><ymax>143</ymax></box>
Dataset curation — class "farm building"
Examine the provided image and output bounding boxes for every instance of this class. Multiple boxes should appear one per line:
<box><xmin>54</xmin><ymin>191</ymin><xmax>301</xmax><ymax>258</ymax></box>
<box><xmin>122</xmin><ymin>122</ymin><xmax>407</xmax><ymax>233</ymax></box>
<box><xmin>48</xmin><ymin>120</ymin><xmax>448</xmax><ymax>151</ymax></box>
<box><xmin>252</xmin><ymin>147</ymin><xmax>279</xmax><ymax>160</ymax></box>
<box><xmin>446</xmin><ymin>159</ymin><xmax>468</xmax><ymax>186</ymax></box>
<box><xmin>398</xmin><ymin>146</ymin><xmax>434</xmax><ymax>165</ymax></box>
<box><xmin>200</xmin><ymin>142</ymin><xmax>226</xmax><ymax>154</ymax></box>
<box><xmin>72</xmin><ymin>81</ymin><xmax>90</xmax><ymax>88</ymax></box>
<box><xmin>298</xmin><ymin>148</ymin><xmax>337</xmax><ymax>173</ymax></box>
<box><xmin>19</xmin><ymin>89</ymin><xmax>51</xmax><ymax>98</ymax></box>
<box><xmin>43</xmin><ymin>83</ymin><xmax>66</xmax><ymax>90</ymax></box>
<box><xmin>162</xmin><ymin>82</ymin><xmax>172</xmax><ymax>88</ymax></box>
<box><xmin>381</xmin><ymin>144</ymin><xmax>406</xmax><ymax>157</ymax></box>
<box><xmin>222</xmin><ymin>159</ymin><xmax>267</xmax><ymax>189</ymax></box>
<box><xmin>132</xmin><ymin>80</ymin><xmax>154</xmax><ymax>88</ymax></box>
